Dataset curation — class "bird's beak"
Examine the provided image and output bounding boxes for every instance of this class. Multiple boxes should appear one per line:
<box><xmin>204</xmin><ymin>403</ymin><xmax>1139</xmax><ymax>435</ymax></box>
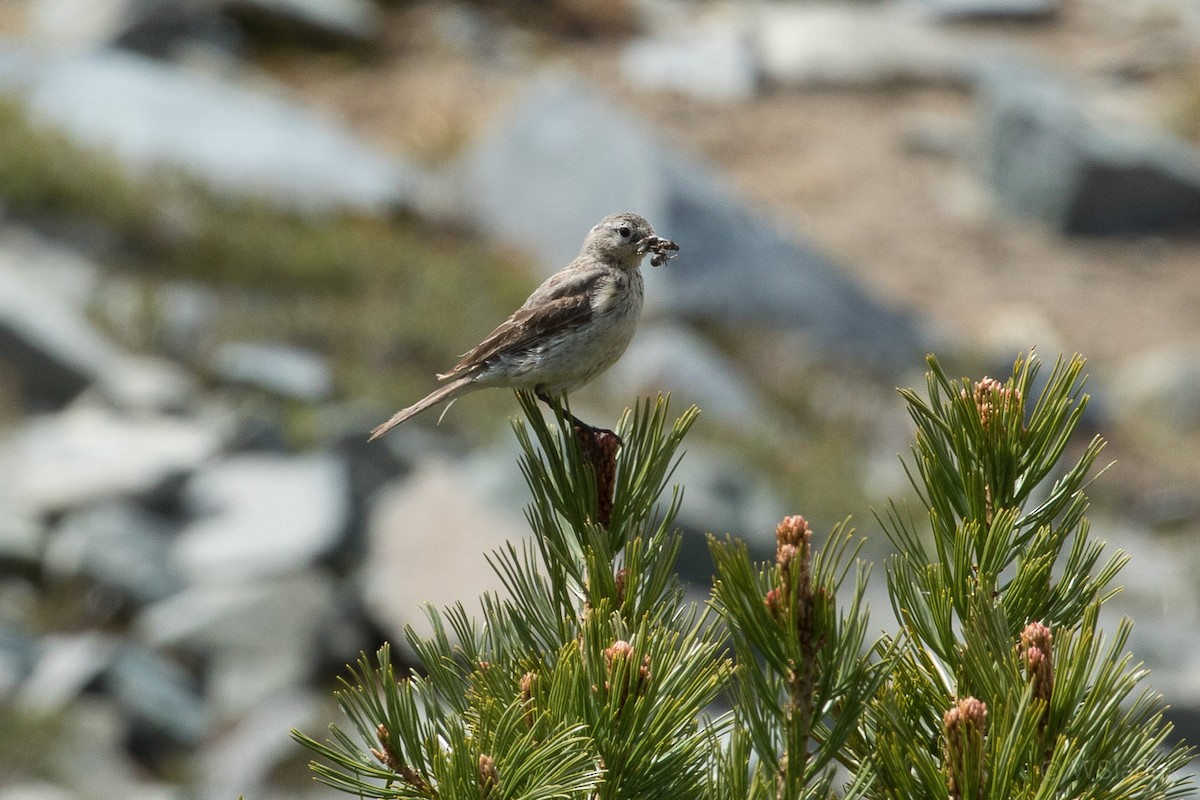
<box><xmin>639</xmin><ymin>235</ymin><xmax>680</xmax><ymax>267</ymax></box>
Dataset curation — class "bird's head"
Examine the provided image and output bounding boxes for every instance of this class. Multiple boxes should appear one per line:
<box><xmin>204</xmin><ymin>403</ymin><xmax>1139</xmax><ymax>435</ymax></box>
<box><xmin>584</xmin><ymin>213</ymin><xmax>679</xmax><ymax>267</ymax></box>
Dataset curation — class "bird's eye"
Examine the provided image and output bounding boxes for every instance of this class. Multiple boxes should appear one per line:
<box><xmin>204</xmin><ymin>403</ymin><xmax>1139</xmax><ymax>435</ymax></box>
<box><xmin>618</xmin><ymin>226</ymin><xmax>632</xmax><ymax>238</ymax></box>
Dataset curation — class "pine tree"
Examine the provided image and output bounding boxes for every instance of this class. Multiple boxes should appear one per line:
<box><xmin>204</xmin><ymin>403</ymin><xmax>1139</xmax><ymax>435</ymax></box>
<box><xmin>293</xmin><ymin>353</ymin><xmax>1193</xmax><ymax>799</ymax></box>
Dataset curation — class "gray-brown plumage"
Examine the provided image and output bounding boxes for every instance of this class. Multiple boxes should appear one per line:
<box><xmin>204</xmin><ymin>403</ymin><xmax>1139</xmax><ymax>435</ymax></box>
<box><xmin>369</xmin><ymin>213</ymin><xmax>678</xmax><ymax>441</ymax></box>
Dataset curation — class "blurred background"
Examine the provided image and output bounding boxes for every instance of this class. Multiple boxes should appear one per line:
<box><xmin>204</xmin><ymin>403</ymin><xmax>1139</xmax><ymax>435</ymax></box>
<box><xmin>0</xmin><ymin>0</ymin><xmax>1198</xmax><ymax>796</ymax></box>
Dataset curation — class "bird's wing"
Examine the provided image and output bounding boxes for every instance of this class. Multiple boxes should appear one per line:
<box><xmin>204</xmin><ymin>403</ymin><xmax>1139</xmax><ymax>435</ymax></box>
<box><xmin>436</xmin><ymin>264</ymin><xmax>602</xmax><ymax>381</ymax></box>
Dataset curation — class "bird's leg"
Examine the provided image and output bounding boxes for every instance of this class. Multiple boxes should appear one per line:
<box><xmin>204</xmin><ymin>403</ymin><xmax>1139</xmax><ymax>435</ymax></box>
<box><xmin>536</xmin><ymin>390</ymin><xmax>621</xmax><ymax>527</ymax></box>
<box><xmin>535</xmin><ymin>390</ymin><xmax>622</xmax><ymax>447</ymax></box>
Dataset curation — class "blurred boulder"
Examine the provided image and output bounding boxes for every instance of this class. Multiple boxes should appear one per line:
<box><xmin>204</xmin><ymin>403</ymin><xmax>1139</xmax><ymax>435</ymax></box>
<box><xmin>0</xmin><ymin>624</ymin><xmax>37</xmax><ymax>698</ymax></box>
<box><xmin>211</xmin><ymin>341</ymin><xmax>333</xmax><ymax>401</ymax></box>
<box><xmin>45</xmin><ymin>502</ymin><xmax>182</xmax><ymax>605</ymax></box>
<box><xmin>197</xmin><ymin>689</ymin><xmax>322</xmax><ymax>800</ymax></box>
<box><xmin>457</xmin><ymin>74</ymin><xmax>925</xmax><ymax>370</ymax></box>
<box><xmin>363</xmin><ymin>460</ymin><xmax>527</xmax><ymax>649</ymax></box>
<box><xmin>752</xmin><ymin>4</ymin><xmax>980</xmax><ymax>88</ymax></box>
<box><xmin>1111</xmin><ymin>344</ymin><xmax>1200</xmax><ymax>433</ymax></box>
<box><xmin>0</xmin><ymin>511</ymin><xmax>43</xmax><ymax>572</ymax></box>
<box><xmin>911</xmin><ymin>0</ymin><xmax>1059</xmax><ymax>22</ymax></box>
<box><xmin>610</xmin><ymin>322</ymin><xmax>767</xmax><ymax>429</ymax></box>
<box><xmin>17</xmin><ymin>632</ymin><xmax>117</xmax><ymax>714</ymax></box>
<box><xmin>27</xmin><ymin>0</ymin><xmax>242</xmax><ymax>59</ymax></box>
<box><xmin>0</xmin><ymin>405</ymin><xmax>224</xmax><ymax>515</ymax></box>
<box><xmin>670</xmin><ymin>444</ymin><xmax>788</xmax><ymax>585</ymax></box>
<box><xmin>222</xmin><ymin>0</ymin><xmax>380</xmax><ymax>49</ymax></box>
<box><xmin>0</xmin><ymin>233</ymin><xmax>196</xmax><ymax>413</ymax></box>
<box><xmin>19</xmin><ymin>49</ymin><xmax>424</xmax><ymax>215</ymax></box>
<box><xmin>173</xmin><ymin>453</ymin><xmax>351</xmax><ymax>582</ymax></box>
<box><xmin>978</xmin><ymin>60</ymin><xmax>1200</xmax><ymax>235</ymax></box>
<box><xmin>104</xmin><ymin>643</ymin><xmax>208</xmax><ymax>749</ymax></box>
<box><xmin>622</xmin><ymin>25</ymin><xmax>759</xmax><ymax>101</ymax></box>
<box><xmin>152</xmin><ymin>281</ymin><xmax>220</xmax><ymax>363</ymax></box>
<box><xmin>136</xmin><ymin>570</ymin><xmax>339</xmax><ymax>717</ymax></box>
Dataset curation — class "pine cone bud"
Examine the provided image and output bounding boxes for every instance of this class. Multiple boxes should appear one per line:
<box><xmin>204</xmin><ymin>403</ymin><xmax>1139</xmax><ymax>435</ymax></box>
<box><xmin>1019</xmin><ymin>620</ymin><xmax>1054</xmax><ymax>707</ymax></box>
<box><xmin>519</xmin><ymin>671</ymin><xmax>538</xmax><ymax>729</ymax></box>
<box><xmin>764</xmin><ymin>587</ymin><xmax>784</xmax><ymax>622</ymax></box>
<box><xmin>965</xmin><ymin>376</ymin><xmax>1022</xmax><ymax>429</ymax></box>
<box><xmin>943</xmin><ymin>697</ymin><xmax>988</xmax><ymax>800</ymax></box>
<box><xmin>776</xmin><ymin>515</ymin><xmax>810</xmax><ymax>548</ymax></box>
<box><xmin>478</xmin><ymin>754</ymin><xmax>500</xmax><ymax>800</ymax></box>
<box><xmin>603</xmin><ymin>640</ymin><xmax>650</xmax><ymax>703</ymax></box>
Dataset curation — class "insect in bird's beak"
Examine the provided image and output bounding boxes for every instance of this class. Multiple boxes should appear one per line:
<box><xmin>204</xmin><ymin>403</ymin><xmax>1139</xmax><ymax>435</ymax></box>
<box><xmin>639</xmin><ymin>236</ymin><xmax>680</xmax><ymax>267</ymax></box>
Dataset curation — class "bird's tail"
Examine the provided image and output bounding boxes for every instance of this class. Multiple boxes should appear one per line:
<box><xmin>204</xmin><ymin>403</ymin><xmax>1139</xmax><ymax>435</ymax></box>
<box><xmin>368</xmin><ymin>374</ymin><xmax>477</xmax><ymax>441</ymax></box>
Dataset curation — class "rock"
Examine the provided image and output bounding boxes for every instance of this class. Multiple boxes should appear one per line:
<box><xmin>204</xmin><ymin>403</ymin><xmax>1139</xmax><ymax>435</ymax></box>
<box><xmin>136</xmin><ymin>571</ymin><xmax>340</xmax><ymax>717</ymax></box>
<box><xmin>0</xmin><ymin>233</ymin><xmax>197</xmax><ymax>412</ymax></box>
<box><xmin>0</xmin><ymin>624</ymin><xmax>37</xmax><ymax>698</ymax></box>
<box><xmin>977</xmin><ymin>60</ymin><xmax>1200</xmax><ymax>235</ymax></box>
<box><xmin>211</xmin><ymin>341</ymin><xmax>334</xmax><ymax>401</ymax></box>
<box><xmin>622</xmin><ymin>26</ymin><xmax>759</xmax><ymax>101</ymax></box>
<box><xmin>1110</xmin><ymin>345</ymin><xmax>1200</xmax><ymax>433</ymax></box>
<box><xmin>44</xmin><ymin>696</ymin><xmax>182</xmax><ymax>800</ymax></box>
<box><xmin>672</xmin><ymin>448</ymin><xmax>792</xmax><ymax>566</ymax></box>
<box><xmin>363</xmin><ymin>460</ymin><xmax>528</xmax><ymax>648</ymax></box>
<box><xmin>610</xmin><ymin>322</ymin><xmax>767</xmax><ymax>429</ymax></box>
<box><xmin>0</xmin><ymin>405</ymin><xmax>224</xmax><ymax>515</ymax></box>
<box><xmin>0</xmin><ymin>509</ymin><xmax>43</xmax><ymax>572</ymax></box>
<box><xmin>104</xmin><ymin>644</ymin><xmax>207</xmax><ymax>748</ymax></box>
<box><xmin>911</xmin><ymin>0</ymin><xmax>1059</xmax><ymax>22</ymax></box>
<box><xmin>751</xmin><ymin>4</ymin><xmax>979</xmax><ymax>89</ymax></box>
<box><xmin>44</xmin><ymin>502</ymin><xmax>182</xmax><ymax>604</ymax></box>
<box><xmin>152</xmin><ymin>281</ymin><xmax>220</xmax><ymax>363</ymax></box>
<box><xmin>17</xmin><ymin>632</ymin><xmax>118</xmax><ymax>714</ymax></box>
<box><xmin>0</xmin><ymin>241</ymin><xmax>112</xmax><ymax>410</ymax></box>
<box><xmin>458</xmin><ymin>74</ymin><xmax>925</xmax><ymax>370</ymax></box>
<box><xmin>0</xmin><ymin>783</ymin><xmax>80</xmax><ymax>800</ymax></box>
<box><xmin>173</xmin><ymin>453</ymin><xmax>350</xmax><ymax>582</ymax></box>
<box><xmin>21</xmin><ymin>50</ymin><xmax>424</xmax><ymax>215</ymax></box>
<box><xmin>197</xmin><ymin>690</ymin><xmax>321</xmax><ymax>799</ymax></box>
<box><xmin>27</xmin><ymin>0</ymin><xmax>242</xmax><ymax>59</ymax></box>
<box><xmin>221</xmin><ymin>0</ymin><xmax>380</xmax><ymax>49</ymax></box>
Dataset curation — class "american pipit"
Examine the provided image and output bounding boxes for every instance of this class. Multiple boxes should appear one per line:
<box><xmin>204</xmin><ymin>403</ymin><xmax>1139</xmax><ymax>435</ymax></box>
<box><xmin>369</xmin><ymin>212</ymin><xmax>678</xmax><ymax>441</ymax></box>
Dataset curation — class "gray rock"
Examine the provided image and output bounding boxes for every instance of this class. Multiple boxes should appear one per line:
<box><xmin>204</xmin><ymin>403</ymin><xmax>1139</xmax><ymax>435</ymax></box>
<box><xmin>197</xmin><ymin>690</ymin><xmax>321</xmax><ymax>799</ymax></box>
<box><xmin>152</xmin><ymin>281</ymin><xmax>220</xmax><ymax>362</ymax></box>
<box><xmin>21</xmin><ymin>50</ymin><xmax>424</xmax><ymax>215</ymax></box>
<box><xmin>458</xmin><ymin>74</ymin><xmax>925</xmax><ymax>370</ymax></box>
<box><xmin>136</xmin><ymin>571</ymin><xmax>338</xmax><ymax>717</ymax></box>
<box><xmin>0</xmin><ymin>405</ymin><xmax>224</xmax><ymax>515</ymax></box>
<box><xmin>28</xmin><ymin>0</ymin><xmax>242</xmax><ymax>59</ymax></box>
<box><xmin>17</xmin><ymin>632</ymin><xmax>118</xmax><ymax>714</ymax></box>
<box><xmin>104</xmin><ymin>644</ymin><xmax>207</xmax><ymax>746</ymax></box>
<box><xmin>0</xmin><ymin>509</ymin><xmax>43</xmax><ymax>570</ymax></box>
<box><xmin>977</xmin><ymin>60</ymin><xmax>1200</xmax><ymax>235</ymax></box>
<box><xmin>622</xmin><ymin>26</ymin><xmax>759</xmax><ymax>101</ymax></box>
<box><xmin>1111</xmin><ymin>345</ymin><xmax>1200</xmax><ymax>433</ymax></box>
<box><xmin>0</xmin><ymin>624</ymin><xmax>37</xmax><ymax>698</ymax></box>
<box><xmin>752</xmin><ymin>4</ymin><xmax>979</xmax><ymax>89</ymax></box>
<box><xmin>363</xmin><ymin>461</ymin><xmax>528</xmax><ymax>648</ymax></box>
<box><xmin>0</xmin><ymin>233</ymin><xmax>197</xmax><ymax>412</ymax></box>
<box><xmin>222</xmin><ymin>0</ymin><xmax>380</xmax><ymax>48</ymax></box>
<box><xmin>911</xmin><ymin>0</ymin><xmax>1059</xmax><ymax>21</ymax></box>
<box><xmin>0</xmin><ymin>241</ymin><xmax>113</xmax><ymax>410</ymax></box>
<box><xmin>45</xmin><ymin>696</ymin><xmax>183</xmax><ymax>800</ymax></box>
<box><xmin>45</xmin><ymin>502</ymin><xmax>182</xmax><ymax>604</ymax></box>
<box><xmin>610</xmin><ymin>322</ymin><xmax>767</xmax><ymax>429</ymax></box>
<box><xmin>0</xmin><ymin>783</ymin><xmax>80</xmax><ymax>800</ymax></box>
<box><xmin>173</xmin><ymin>453</ymin><xmax>350</xmax><ymax>581</ymax></box>
<box><xmin>211</xmin><ymin>341</ymin><xmax>333</xmax><ymax>401</ymax></box>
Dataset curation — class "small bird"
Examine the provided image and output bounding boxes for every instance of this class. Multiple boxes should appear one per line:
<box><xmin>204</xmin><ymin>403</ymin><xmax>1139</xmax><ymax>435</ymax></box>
<box><xmin>369</xmin><ymin>213</ymin><xmax>679</xmax><ymax>441</ymax></box>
